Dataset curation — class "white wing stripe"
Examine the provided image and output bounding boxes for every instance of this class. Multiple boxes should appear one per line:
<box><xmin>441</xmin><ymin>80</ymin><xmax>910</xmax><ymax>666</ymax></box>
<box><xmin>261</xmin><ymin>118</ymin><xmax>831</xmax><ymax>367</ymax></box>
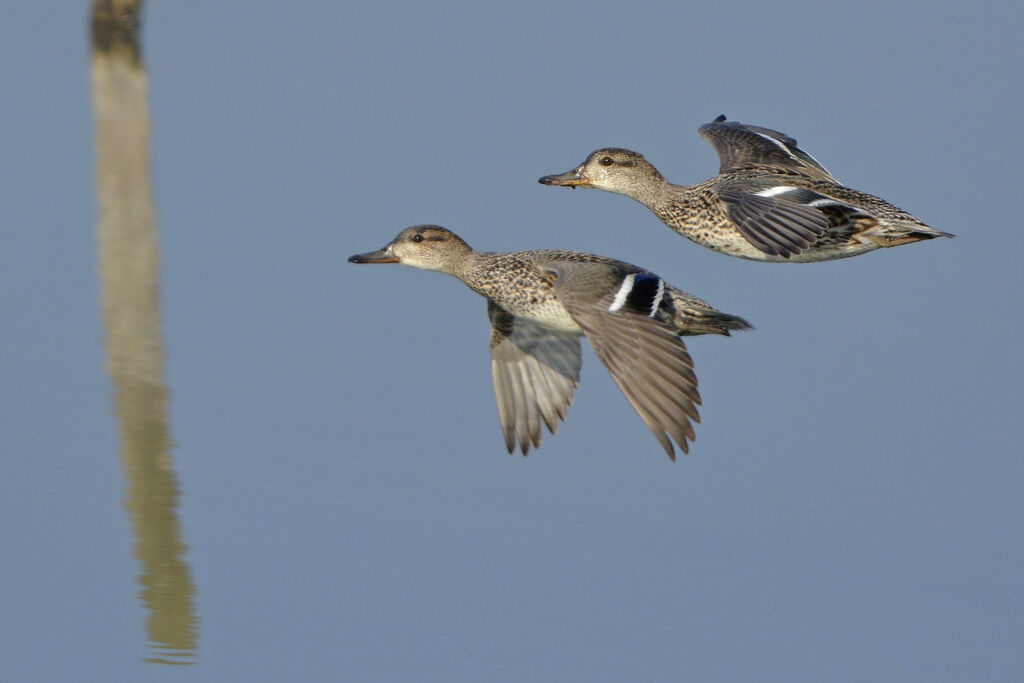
<box><xmin>650</xmin><ymin>278</ymin><xmax>665</xmax><ymax>317</ymax></box>
<box><xmin>751</xmin><ymin>130</ymin><xmax>796</xmax><ymax>157</ymax></box>
<box><xmin>755</xmin><ymin>185</ymin><xmax>799</xmax><ymax>198</ymax></box>
<box><xmin>608</xmin><ymin>273</ymin><xmax>635</xmax><ymax>312</ymax></box>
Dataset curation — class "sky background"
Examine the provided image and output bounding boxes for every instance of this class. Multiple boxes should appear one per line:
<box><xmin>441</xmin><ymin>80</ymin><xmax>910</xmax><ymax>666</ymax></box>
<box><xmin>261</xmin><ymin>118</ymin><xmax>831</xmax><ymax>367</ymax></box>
<box><xmin>2</xmin><ymin>1</ymin><xmax>1022</xmax><ymax>680</ymax></box>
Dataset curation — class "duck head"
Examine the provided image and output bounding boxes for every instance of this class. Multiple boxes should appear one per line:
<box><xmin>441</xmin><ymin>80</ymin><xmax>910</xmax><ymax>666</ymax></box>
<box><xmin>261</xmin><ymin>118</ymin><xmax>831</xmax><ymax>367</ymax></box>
<box><xmin>539</xmin><ymin>148</ymin><xmax>665</xmax><ymax>198</ymax></box>
<box><xmin>349</xmin><ymin>225</ymin><xmax>473</xmax><ymax>273</ymax></box>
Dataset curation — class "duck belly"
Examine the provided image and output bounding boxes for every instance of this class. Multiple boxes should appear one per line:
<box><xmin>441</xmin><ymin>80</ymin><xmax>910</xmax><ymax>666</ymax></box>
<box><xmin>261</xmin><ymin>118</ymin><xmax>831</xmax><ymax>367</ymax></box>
<box><xmin>508</xmin><ymin>298</ymin><xmax>583</xmax><ymax>334</ymax></box>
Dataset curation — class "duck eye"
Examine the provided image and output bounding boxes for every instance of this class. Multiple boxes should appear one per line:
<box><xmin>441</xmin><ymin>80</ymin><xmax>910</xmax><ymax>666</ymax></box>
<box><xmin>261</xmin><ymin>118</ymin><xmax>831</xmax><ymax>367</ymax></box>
<box><xmin>411</xmin><ymin>233</ymin><xmax>424</xmax><ymax>243</ymax></box>
<box><xmin>599</xmin><ymin>156</ymin><xmax>614</xmax><ymax>167</ymax></box>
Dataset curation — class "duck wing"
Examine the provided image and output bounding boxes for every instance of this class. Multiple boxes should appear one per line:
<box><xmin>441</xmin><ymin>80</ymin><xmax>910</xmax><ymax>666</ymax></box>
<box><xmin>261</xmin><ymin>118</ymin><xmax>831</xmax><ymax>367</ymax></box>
<box><xmin>699</xmin><ymin>115</ymin><xmax>838</xmax><ymax>182</ymax></box>
<box><xmin>712</xmin><ymin>179</ymin><xmax>877</xmax><ymax>258</ymax></box>
<box><xmin>488</xmin><ymin>302</ymin><xmax>581</xmax><ymax>455</ymax></box>
<box><xmin>544</xmin><ymin>262</ymin><xmax>700</xmax><ymax>460</ymax></box>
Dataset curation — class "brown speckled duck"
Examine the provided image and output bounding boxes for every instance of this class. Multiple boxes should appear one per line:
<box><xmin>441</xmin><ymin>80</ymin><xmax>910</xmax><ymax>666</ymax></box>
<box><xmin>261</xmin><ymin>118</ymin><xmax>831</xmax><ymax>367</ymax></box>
<box><xmin>539</xmin><ymin>115</ymin><xmax>953</xmax><ymax>262</ymax></box>
<box><xmin>349</xmin><ymin>225</ymin><xmax>750</xmax><ymax>459</ymax></box>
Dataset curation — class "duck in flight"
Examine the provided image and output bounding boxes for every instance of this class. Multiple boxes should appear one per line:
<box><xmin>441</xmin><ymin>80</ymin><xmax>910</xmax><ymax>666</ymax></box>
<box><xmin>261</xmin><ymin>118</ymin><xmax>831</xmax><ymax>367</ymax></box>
<box><xmin>539</xmin><ymin>115</ymin><xmax>952</xmax><ymax>262</ymax></box>
<box><xmin>349</xmin><ymin>225</ymin><xmax>750</xmax><ymax>459</ymax></box>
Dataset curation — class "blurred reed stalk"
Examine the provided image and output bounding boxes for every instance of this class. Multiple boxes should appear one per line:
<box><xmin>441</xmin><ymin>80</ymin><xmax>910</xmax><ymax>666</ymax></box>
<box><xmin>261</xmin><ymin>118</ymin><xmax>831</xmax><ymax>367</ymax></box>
<box><xmin>90</xmin><ymin>0</ymin><xmax>198</xmax><ymax>665</ymax></box>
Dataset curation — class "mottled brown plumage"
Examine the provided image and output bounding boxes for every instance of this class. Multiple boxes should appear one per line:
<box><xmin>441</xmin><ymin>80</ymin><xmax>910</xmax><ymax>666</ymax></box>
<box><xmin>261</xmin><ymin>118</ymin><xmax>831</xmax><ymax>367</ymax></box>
<box><xmin>349</xmin><ymin>225</ymin><xmax>750</xmax><ymax>458</ymax></box>
<box><xmin>539</xmin><ymin>115</ymin><xmax>953</xmax><ymax>262</ymax></box>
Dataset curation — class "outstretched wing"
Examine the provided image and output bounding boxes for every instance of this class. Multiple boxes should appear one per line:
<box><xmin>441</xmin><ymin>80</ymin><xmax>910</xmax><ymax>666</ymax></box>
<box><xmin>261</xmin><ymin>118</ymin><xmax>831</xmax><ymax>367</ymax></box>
<box><xmin>699</xmin><ymin>115</ymin><xmax>838</xmax><ymax>182</ymax></box>
<box><xmin>715</xmin><ymin>180</ymin><xmax>875</xmax><ymax>258</ymax></box>
<box><xmin>544</xmin><ymin>264</ymin><xmax>700</xmax><ymax>460</ymax></box>
<box><xmin>716</xmin><ymin>183</ymin><xmax>829</xmax><ymax>258</ymax></box>
<box><xmin>488</xmin><ymin>302</ymin><xmax>581</xmax><ymax>455</ymax></box>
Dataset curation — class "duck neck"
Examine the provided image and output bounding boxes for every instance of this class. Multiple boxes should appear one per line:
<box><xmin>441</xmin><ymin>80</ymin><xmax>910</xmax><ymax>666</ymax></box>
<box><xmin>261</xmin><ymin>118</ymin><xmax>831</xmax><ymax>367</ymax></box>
<box><xmin>448</xmin><ymin>248</ymin><xmax>489</xmax><ymax>282</ymax></box>
<box><xmin>623</xmin><ymin>171</ymin><xmax>677</xmax><ymax>214</ymax></box>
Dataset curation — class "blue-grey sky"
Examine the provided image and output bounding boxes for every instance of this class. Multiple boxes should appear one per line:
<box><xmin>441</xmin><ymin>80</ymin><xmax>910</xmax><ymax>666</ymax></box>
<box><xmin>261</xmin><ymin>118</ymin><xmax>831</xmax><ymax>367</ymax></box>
<box><xmin>3</xmin><ymin>2</ymin><xmax>1022</xmax><ymax>680</ymax></box>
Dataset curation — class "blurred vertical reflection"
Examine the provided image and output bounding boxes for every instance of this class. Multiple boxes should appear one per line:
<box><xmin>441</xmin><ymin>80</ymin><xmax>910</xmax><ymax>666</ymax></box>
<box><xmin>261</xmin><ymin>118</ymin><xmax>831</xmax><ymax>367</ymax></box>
<box><xmin>90</xmin><ymin>0</ymin><xmax>198</xmax><ymax>665</ymax></box>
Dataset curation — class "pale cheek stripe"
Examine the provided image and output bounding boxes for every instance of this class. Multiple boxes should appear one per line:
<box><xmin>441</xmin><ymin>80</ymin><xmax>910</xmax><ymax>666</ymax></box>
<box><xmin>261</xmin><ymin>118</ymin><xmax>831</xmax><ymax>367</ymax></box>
<box><xmin>608</xmin><ymin>273</ymin><xmax>636</xmax><ymax>312</ymax></box>
<box><xmin>756</xmin><ymin>185</ymin><xmax>799</xmax><ymax>198</ymax></box>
